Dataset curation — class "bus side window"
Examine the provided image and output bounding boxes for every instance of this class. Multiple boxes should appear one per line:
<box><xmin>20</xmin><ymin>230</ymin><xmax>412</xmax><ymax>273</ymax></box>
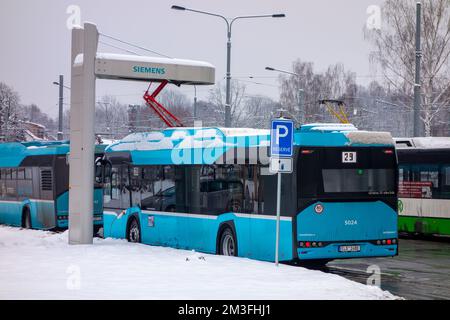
<box><xmin>140</xmin><ymin>166</ymin><xmax>159</xmax><ymax>211</ymax></box>
<box><xmin>17</xmin><ymin>168</ymin><xmax>25</xmax><ymax>180</ymax></box>
<box><xmin>441</xmin><ymin>166</ymin><xmax>450</xmax><ymax>199</ymax></box>
<box><xmin>25</xmin><ymin>168</ymin><xmax>33</xmax><ymax>180</ymax></box>
<box><xmin>420</xmin><ymin>165</ymin><xmax>439</xmax><ymax>199</ymax></box>
<box><xmin>398</xmin><ymin>166</ymin><xmax>411</xmax><ymax>198</ymax></box>
<box><xmin>444</xmin><ymin>167</ymin><xmax>450</xmax><ymax>185</ymax></box>
<box><xmin>257</xmin><ymin>165</ymin><xmax>264</xmax><ymax>215</ymax></box>
<box><xmin>111</xmin><ymin>167</ymin><xmax>120</xmax><ymax>200</ymax></box>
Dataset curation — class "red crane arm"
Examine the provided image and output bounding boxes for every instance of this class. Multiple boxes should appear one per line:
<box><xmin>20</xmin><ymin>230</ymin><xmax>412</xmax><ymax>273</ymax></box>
<box><xmin>143</xmin><ymin>81</ymin><xmax>184</xmax><ymax>128</ymax></box>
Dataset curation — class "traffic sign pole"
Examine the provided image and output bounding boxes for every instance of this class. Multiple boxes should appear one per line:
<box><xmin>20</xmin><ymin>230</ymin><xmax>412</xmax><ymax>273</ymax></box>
<box><xmin>270</xmin><ymin>118</ymin><xmax>294</xmax><ymax>267</ymax></box>
<box><xmin>275</xmin><ymin>169</ymin><xmax>281</xmax><ymax>266</ymax></box>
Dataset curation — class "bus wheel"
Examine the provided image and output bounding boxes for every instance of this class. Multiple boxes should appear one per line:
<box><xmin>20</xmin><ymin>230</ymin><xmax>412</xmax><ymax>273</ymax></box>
<box><xmin>22</xmin><ymin>208</ymin><xmax>32</xmax><ymax>229</ymax></box>
<box><xmin>127</xmin><ymin>217</ymin><xmax>141</xmax><ymax>243</ymax></box>
<box><xmin>219</xmin><ymin>228</ymin><xmax>237</xmax><ymax>257</ymax></box>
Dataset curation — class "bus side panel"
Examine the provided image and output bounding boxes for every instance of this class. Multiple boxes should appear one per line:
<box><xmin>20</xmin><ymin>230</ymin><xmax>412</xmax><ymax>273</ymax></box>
<box><xmin>56</xmin><ymin>190</ymin><xmax>104</xmax><ymax>229</ymax></box>
<box><xmin>0</xmin><ymin>201</ymin><xmax>22</xmax><ymax>226</ymax></box>
<box><xmin>139</xmin><ymin>212</ymin><xmax>294</xmax><ymax>261</ymax></box>
<box><xmin>399</xmin><ymin>216</ymin><xmax>450</xmax><ymax>236</ymax></box>
<box><xmin>399</xmin><ymin>198</ymin><xmax>450</xmax><ymax>236</ymax></box>
<box><xmin>103</xmin><ymin>210</ymin><xmax>128</xmax><ymax>239</ymax></box>
<box><xmin>55</xmin><ymin>192</ymin><xmax>69</xmax><ymax>228</ymax></box>
<box><xmin>243</xmin><ymin>215</ymin><xmax>293</xmax><ymax>262</ymax></box>
<box><xmin>103</xmin><ymin>210</ymin><xmax>294</xmax><ymax>262</ymax></box>
<box><xmin>30</xmin><ymin>200</ymin><xmax>56</xmax><ymax>229</ymax></box>
<box><xmin>93</xmin><ymin>188</ymin><xmax>103</xmax><ymax>218</ymax></box>
<box><xmin>141</xmin><ymin>212</ymin><xmax>190</xmax><ymax>249</ymax></box>
<box><xmin>0</xmin><ymin>199</ymin><xmax>56</xmax><ymax>229</ymax></box>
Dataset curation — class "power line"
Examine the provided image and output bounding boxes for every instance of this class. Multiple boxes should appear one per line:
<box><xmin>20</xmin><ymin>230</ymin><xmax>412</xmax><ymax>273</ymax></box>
<box><xmin>98</xmin><ymin>41</ymin><xmax>140</xmax><ymax>56</ymax></box>
<box><xmin>99</xmin><ymin>32</ymin><xmax>172</xmax><ymax>58</ymax></box>
<box><xmin>235</xmin><ymin>79</ymin><xmax>278</xmax><ymax>88</ymax></box>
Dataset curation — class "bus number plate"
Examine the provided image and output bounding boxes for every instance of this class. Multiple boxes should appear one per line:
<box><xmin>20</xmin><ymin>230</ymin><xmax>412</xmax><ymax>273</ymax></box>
<box><xmin>339</xmin><ymin>245</ymin><xmax>360</xmax><ymax>252</ymax></box>
<box><xmin>342</xmin><ymin>151</ymin><xmax>357</xmax><ymax>163</ymax></box>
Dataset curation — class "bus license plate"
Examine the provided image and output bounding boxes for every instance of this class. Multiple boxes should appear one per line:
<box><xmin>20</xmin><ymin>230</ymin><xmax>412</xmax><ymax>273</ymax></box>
<box><xmin>339</xmin><ymin>245</ymin><xmax>360</xmax><ymax>252</ymax></box>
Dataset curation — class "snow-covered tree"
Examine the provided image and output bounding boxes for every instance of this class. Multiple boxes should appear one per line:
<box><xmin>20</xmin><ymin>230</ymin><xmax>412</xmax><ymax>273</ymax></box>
<box><xmin>279</xmin><ymin>60</ymin><xmax>357</xmax><ymax>125</ymax></box>
<box><xmin>0</xmin><ymin>82</ymin><xmax>25</xmax><ymax>141</ymax></box>
<box><xmin>366</xmin><ymin>0</ymin><xmax>450</xmax><ymax>136</ymax></box>
<box><xmin>208</xmin><ymin>80</ymin><xmax>247</xmax><ymax>127</ymax></box>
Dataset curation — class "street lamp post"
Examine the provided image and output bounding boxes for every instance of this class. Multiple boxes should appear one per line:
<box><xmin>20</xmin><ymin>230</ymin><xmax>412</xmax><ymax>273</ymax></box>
<box><xmin>172</xmin><ymin>5</ymin><xmax>285</xmax><ymax>127</ymax></box>
<box><xmin>266</xmin><ymin>66</ymin><xmax>303</xmax><ymax>124</ymax></box>
<box><xmin>193</xmin><ymin>85</ymin><xmax>198</xmax><ymax>120</ymax></box>
<box><xmin>52</xmin><ymin>76</ymin><xmax>71</xmax><ymax>140</ymax></box>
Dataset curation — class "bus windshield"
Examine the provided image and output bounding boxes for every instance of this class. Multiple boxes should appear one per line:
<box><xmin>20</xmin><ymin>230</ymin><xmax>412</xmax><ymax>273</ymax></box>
<box><xmin>322</xmin><ymin>168</ymin><xmax>395</xmax><ymax>194</ymax></box>
<box><xmin>298</xmin><ymin>147</ymin><xmax>397</xmax><ymax>198</ymax></box>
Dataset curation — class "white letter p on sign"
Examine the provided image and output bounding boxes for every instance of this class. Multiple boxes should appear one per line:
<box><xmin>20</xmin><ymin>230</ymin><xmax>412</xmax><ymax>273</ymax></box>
<box><xmin>276</xmin><ymin>125</ymin><xmax>288</xmax><ymax>145</ymax></box>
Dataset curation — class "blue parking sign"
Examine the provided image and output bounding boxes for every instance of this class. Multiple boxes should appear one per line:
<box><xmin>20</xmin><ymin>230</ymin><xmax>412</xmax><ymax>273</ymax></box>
<box><xmin>271</xmin><ymin>119</ymin><xmax>294</xmax><ymax>157</ymax></box>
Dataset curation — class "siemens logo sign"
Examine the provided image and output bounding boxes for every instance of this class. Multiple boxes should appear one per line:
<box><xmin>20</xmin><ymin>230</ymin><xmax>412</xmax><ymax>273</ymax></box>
<box><xmin>132</xmin><ymin>66</ymin><xmax>166</xmax><ymax>75</ymax></box>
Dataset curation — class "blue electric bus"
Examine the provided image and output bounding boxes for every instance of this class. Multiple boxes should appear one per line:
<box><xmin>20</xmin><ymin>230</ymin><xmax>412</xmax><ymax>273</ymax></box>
<box><xmin>102</xmin><ymin>124</ymin><xmax>398</xmax><ymax>263</ymax></box>
<box><xmin>0</xmin><ymin>141</ymin><xmax>105</xmax><ymax>230</ymax></box>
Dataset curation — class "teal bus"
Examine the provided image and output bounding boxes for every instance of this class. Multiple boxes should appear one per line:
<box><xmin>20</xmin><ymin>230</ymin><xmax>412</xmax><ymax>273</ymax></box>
<box><xmin>0</xmin><ymin>141</ymin><xmax>105</xmax><ymax>230</ymax></box>
<box><xmin>102</xmin><ymin>124</ymin><xmax>398</xmax><ymax>263</ymax></box>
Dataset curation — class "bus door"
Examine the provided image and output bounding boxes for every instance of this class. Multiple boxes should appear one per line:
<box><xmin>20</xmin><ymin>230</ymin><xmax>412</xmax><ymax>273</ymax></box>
<box><xmin>120</xmin><ymin>165</ymin><xmax>131</xmax><ymax>210</ymax></box>
<box><xmin>104</xmin><ymin>164</ymin><xmax>129</xmax><ymax>211</ymax></box>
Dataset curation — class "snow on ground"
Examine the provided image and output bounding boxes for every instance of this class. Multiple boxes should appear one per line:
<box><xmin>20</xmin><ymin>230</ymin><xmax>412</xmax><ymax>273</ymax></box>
<box><xmin>0</xmin><ymin>226</ymin><xmax>399</xmax><ymax>300</ymax></box>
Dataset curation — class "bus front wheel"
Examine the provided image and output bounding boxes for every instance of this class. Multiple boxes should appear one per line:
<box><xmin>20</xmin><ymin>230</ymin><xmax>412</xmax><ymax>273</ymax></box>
<box><xmin>219</xmin><ymin>228</ymin><xmax>237</xmax><ymax>257</ymax></box>
<box><xmin>127</xmin><ymin>217</ymin><xmax>141</xmax><ymax>243</ymax></box>
<box><xmin>22</xmin><ymin>207</ymin><xmax>32</xmax><ymax>229</ymax></box>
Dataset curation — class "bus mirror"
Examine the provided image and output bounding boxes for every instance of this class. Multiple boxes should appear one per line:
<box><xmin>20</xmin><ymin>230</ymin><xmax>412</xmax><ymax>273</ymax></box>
<box><xmin>95</xmin><ymin>160</ymin><xmax>103</xmax><ymax>183</ymax></box>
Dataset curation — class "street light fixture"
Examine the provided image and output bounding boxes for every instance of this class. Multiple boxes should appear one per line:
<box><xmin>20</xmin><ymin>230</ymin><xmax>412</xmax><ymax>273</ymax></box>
<box><xmin>265</xmin><ymin>66</ymin><xmax>300</xmax><ymax>78</ymax></box>
<box><xmin>53</xmin><ymin>82</ymin><xmax>71</xmax><ymax>90</ymax></box>
<box><xmin>172</xmin><ymin>5</ymin><xmax>286</xmax><ymax>127</ymax></box>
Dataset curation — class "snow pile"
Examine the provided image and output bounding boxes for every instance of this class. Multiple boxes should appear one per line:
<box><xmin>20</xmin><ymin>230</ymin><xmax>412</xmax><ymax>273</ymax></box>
<box><xmin>411</xmin><ymin>137</ymin><xmax>450</xmax><ymax>149</ymax></box>
<box><xmin>109</xmin><ymin>132</ymin><xmax>174</xmax><ymax>152</ymax></box>
<box><xmin>301</xmin><ymin>123</ymin><xmax>357</xmax><ymax>132</ymax></box>
<box><xmin>220</xmin><ymin>128</ymin><xmax>270</xmax><ymax>137</ymax></box>
<box><xmin>96</xmin><ymin>52</ymin><xmax>215</xmax><ymax>68</ymax></box>
<box><xmin>309</xmin><ymin>125</ymin><xmax>358</xmax><ymax>132</ymax></box>
<box><xmin>345</xmin><ymin>131</ymin><xmax>394</xmax><ymax>146</ymax></box>
<box><xmin>0</xmin><ymin>226</ymin><xmax>399</xmax><ymax>300</ymax></box>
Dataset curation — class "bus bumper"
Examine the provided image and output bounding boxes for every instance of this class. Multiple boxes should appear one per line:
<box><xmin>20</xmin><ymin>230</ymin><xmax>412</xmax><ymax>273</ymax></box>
<box><xmin>297</xmin><ymin>243</ymin><xmax>397</xmax><ymax>260</ymax></box>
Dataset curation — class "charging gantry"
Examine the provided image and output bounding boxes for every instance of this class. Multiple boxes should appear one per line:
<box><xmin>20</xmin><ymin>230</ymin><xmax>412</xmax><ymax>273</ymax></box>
<box><xmin>69</xmin><ymin>22</ymin><xmax>215</xmax><ymax>244</ymax></box>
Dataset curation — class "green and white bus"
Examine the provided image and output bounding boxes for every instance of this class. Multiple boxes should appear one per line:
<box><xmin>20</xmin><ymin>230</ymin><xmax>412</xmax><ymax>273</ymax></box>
<box><xmin>396</xmin><ymin>137</ymin><xmax>450</xmax><ymax>237</ymax></box>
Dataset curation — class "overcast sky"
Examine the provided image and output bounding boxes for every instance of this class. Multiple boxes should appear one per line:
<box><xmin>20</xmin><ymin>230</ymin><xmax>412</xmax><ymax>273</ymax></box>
<box><xmin>1</xmin><ymin>0</ymin><xmax>384</xmax><ymax>118</ymax></box>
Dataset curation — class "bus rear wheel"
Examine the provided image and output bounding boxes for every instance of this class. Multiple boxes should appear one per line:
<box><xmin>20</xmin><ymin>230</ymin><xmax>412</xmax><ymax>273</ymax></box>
<box><xmin>219</xmin><ymin>228</ymin><xmax>237</xmax><ymax>257</ymax></box>
<box><xmin>127</xmin><ymin>217</ymin><xmax>141</xmax><ymax>243</ymax></box>
<box><xmin>22</xmin><ymin>208</ymin><xmax>31</xmax><ymax>229</ymax></box>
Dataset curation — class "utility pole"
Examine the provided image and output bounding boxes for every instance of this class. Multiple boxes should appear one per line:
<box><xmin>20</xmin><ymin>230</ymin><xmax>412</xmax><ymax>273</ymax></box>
<box><xmin>413</xmin><ymin>2</ymin><xmax>422</xmax><ymax>137</ymax></box>
<box><xmin>193</xmin><ymin>85</ymin><xmax>198</xmax><ymax>120</ymax></box>
<box><xmin>298</xmin><ymin>89</ymin><xmax>304</xmax><ymax>124</ymax></box>
<box><xmin>58</xmin><ymin>75</ymin><xmax>64</xmax><ymax>140</ymax></box>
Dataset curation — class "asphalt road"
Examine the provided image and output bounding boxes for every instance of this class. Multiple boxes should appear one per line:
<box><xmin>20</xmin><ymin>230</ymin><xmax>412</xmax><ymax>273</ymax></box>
<box><xmin>324</xmin><ymin>238</ymin><xmax>450</xmax><ymax>300</ymax></box>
